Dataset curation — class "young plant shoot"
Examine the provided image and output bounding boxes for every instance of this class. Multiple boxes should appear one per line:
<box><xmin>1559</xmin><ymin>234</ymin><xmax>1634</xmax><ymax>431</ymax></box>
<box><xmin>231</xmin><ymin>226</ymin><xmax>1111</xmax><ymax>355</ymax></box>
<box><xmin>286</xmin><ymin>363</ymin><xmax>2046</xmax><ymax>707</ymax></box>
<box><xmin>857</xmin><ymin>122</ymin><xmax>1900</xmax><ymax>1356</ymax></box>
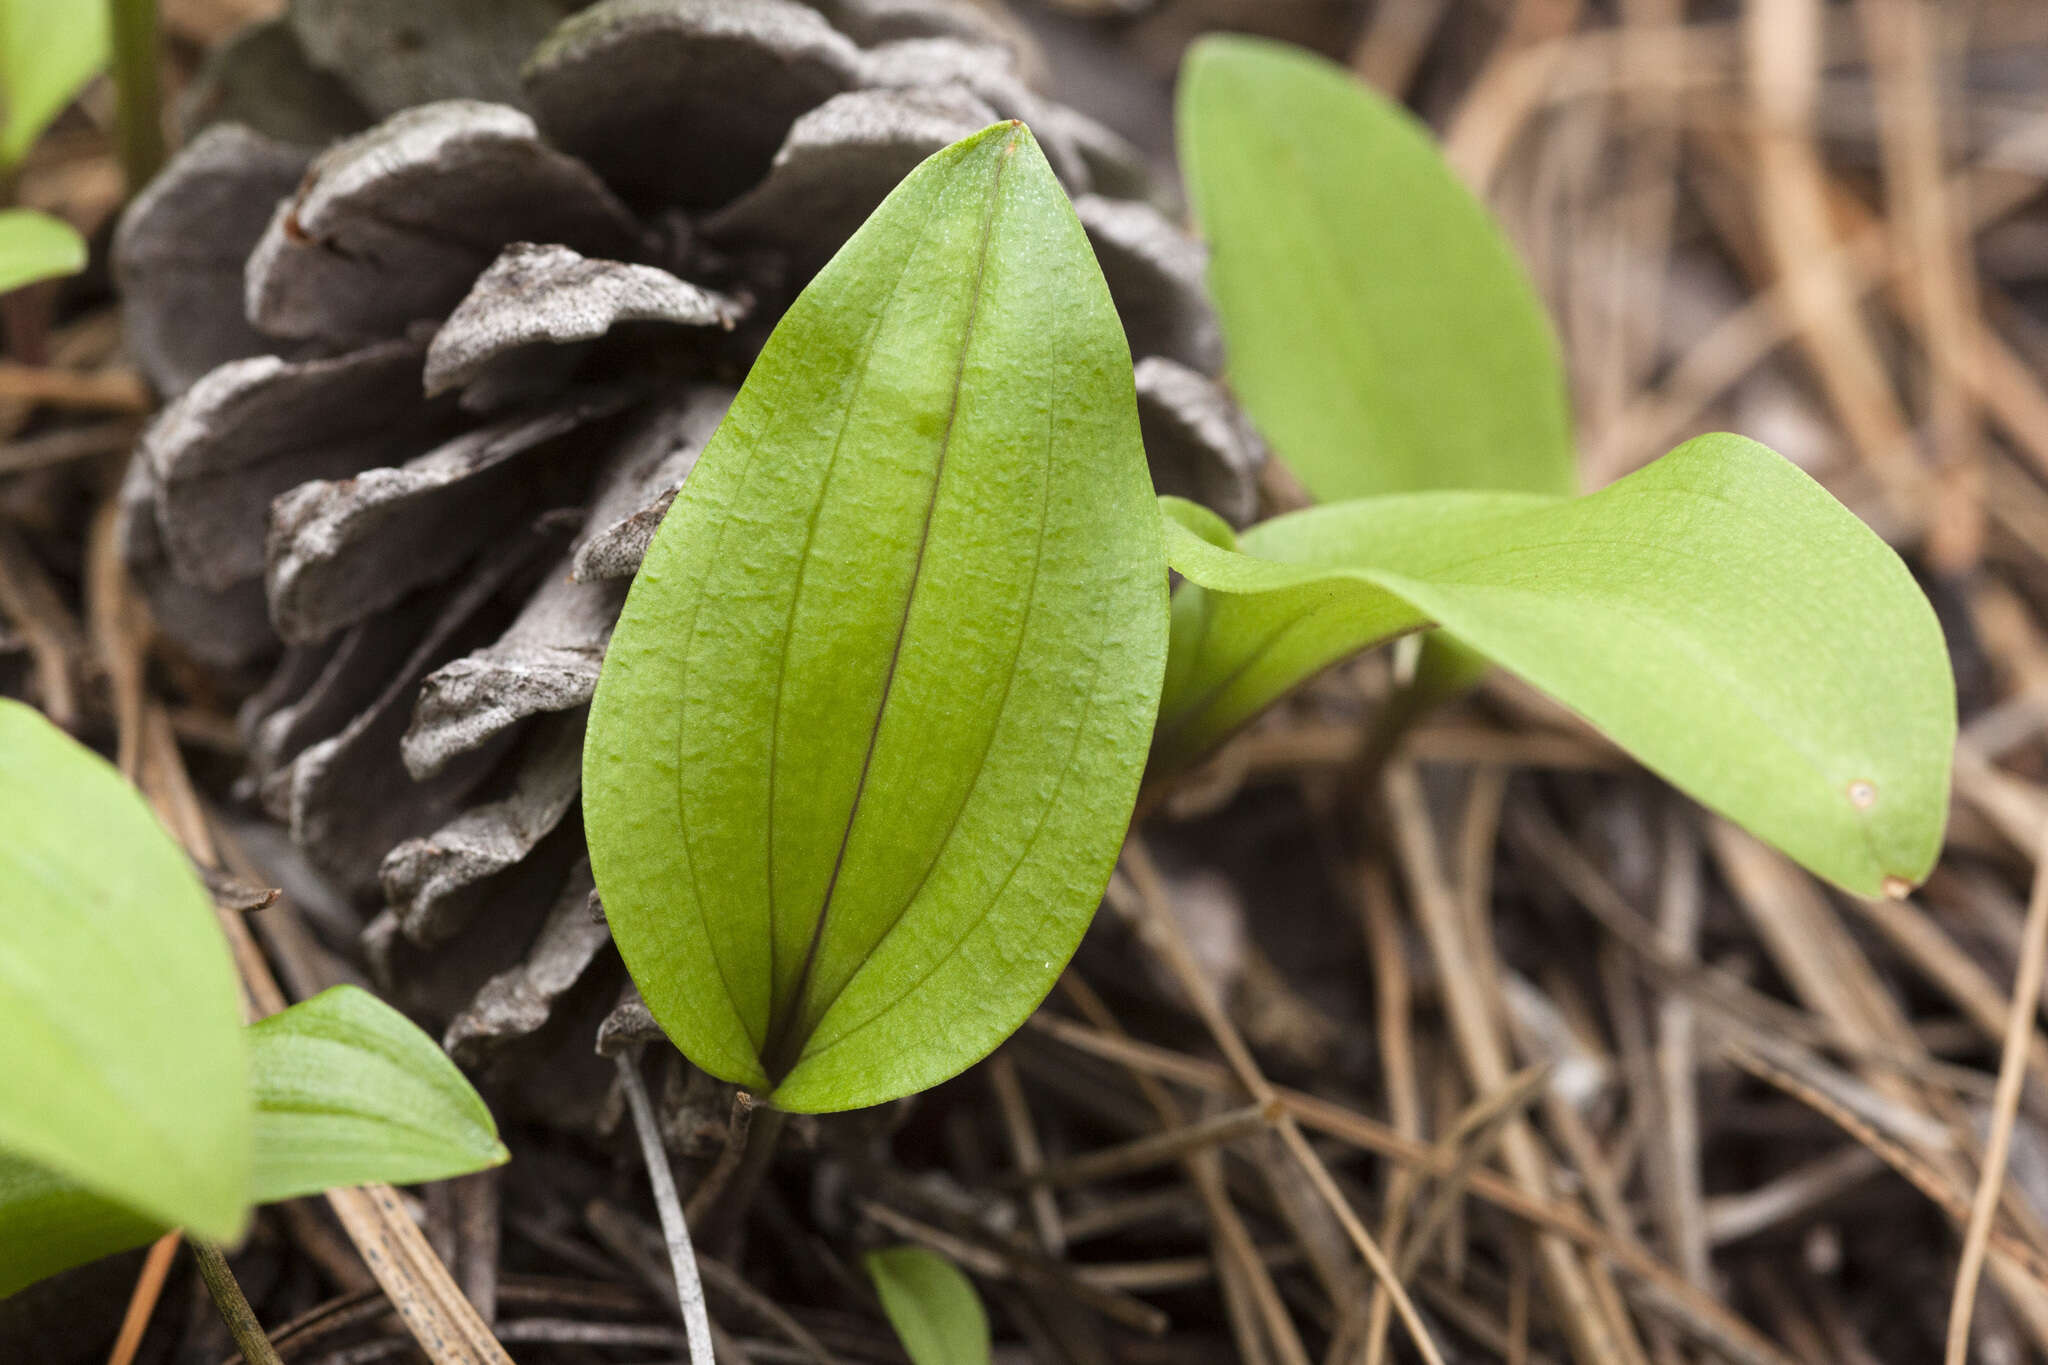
<box><xmin>584</xmin><ymin>122</ymin><xmax>1168</xmax><ymax>1113</ymax></box>
<box><xmin>865</xmin><ymin>1245</ymin><xmax>993</xmax><ymax>1365</ymax></box>
<box><xmin>584</xmin><ymin>51</ymin><xmax>1954</xmax><ymax>1117</ymax></box>
<box><xmin>0</xmin><ymin>700</ymin><xmax>507</xmax><ymax>1300</ymax></box>
<box><xmin>1165</xmin><ymin>35</ymin><xmax>1954</xmax><ymax>898</ymax></box>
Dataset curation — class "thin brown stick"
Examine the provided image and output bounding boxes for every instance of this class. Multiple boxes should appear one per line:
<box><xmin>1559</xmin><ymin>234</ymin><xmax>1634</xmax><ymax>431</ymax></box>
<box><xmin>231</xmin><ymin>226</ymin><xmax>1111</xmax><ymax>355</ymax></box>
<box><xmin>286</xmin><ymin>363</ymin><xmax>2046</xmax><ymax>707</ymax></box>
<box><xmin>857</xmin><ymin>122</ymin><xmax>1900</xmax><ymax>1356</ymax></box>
<box><xmin>1027</xmin><ymin>1008</ymin><xmax>1803</xmax><ymax>1365</ymax></box>
<box><xmin>0</xmin><ymin>360</ymin><xmax>148</xmax><ymax>409</ymax></box>
<box><xmin>1119</xmin><ymin>836</ymin><xmax>1450</xmax><ymax>1365</ymax></box>
<box><xmin>1744</xmin><ymin>0</ymin><xmax>1921</xmax><ymax>523</ymax></box>
<box><xmin>1018</xmin><ymin>1103</ymin><xmax>1269</xmax><ymax>1190</ymax></box>
<box><xmin>1704</xmin><ymin>1147</ymin><xmax>1886</xmax><ymax>1246</ymax></box>
<box><xmin>855</xmin><ymin>1198</ymin><xmax>1168</xmax><ymax>1335</ymax></box>
<box><xmin>988</xmin><ymin>1054</ymin><xmax>1065</xmax><ymax>1256</ymax></box>
<box><xmin>1396</xmin><ymin>1066</ymin><xmax>1553</xmax><ymax>1279</ymax></box>
<box><xmin>1726</xmin><ymin>1043</ymin><xmax>2048</xmax><ymax>1289</ymax></box>
<box><xmin>324</xmin><ymin>1186</ymin><xmax>518</xmax><ymax>1365</ymax></box>
<box><xmin>1349</xmin><ymin>0</ymin><xmax>1449</xmax><ymax>94</ymax></box>
<box><xmin>1859</xmin><ymin>0</ymin><xmax>1985</xmax><ymax>571</ymax></box>
<box><xmin>1650</xmin><ymin>808</ymin><xmax>1708</xmax><ymax>1287</ymax></box>
<box><xmin>0</xmin><ymin>519</ymin><xmax>85</xmax><ymax>728</ymax></box>
<box><xmin>681</xmin><ymin>1090</ymin><xmax>757</xmax><ymax>1227</ymax></box>
<box><xmin>1357</xmin><ymin>857</ymin><xmax>1423</xmax><ymax>1365</ymax></box>
<box><xmin>105</xmin><ymin>1231</ymin><xmax>183</xmax><ymax>1365</ymax></box>
<box><xmin>1947</xmin><ymin>818</ymin><xmax>2048</xmax><ymax>1364</ymax></box>
<box><xmin>1059</xmin><ymin>974</ymin><xmax>1309</xmax><ymax>1365</ymax></box>
<box><xmin>1384</xmin><ymin>765</ymin><xmax>1650</xmax><ymax>1365</ymax></box>
<box><xmin>0</xmin><ymin>417</ymin><xmax>139</xmax><ymax>474</ymax></box>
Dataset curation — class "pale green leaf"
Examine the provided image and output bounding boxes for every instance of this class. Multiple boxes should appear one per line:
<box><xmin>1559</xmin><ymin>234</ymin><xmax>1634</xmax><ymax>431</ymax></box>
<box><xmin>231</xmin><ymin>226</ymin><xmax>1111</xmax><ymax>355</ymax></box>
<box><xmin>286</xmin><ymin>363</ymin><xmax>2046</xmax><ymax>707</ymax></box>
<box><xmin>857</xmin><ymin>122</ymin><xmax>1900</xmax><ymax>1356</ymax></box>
<box><xmin>865</xmin><ymin>1246</ymin><xmax>991</xmax><ymax>1365</ymax></box>
<box><xmin>0</xmin><ymin>208</ymin><xmax>85</xmax><ymax>294</ymax></box>
<box><xmin>1155</xmin><ymin>434</ymin><xmax>1954</xmax><ymax>898</ymax></box>
<box><xmin>1177</xmin><ymin>35</ymin><xmax>1573</xmax><ymax>503</ymax></box>
<box><xmin>0</xmin><ymin>1150</ymin><xmax>162</xmax><ymax>1299</ymax></box>
<box><xmin>0</xmin><ymin>0</ymin><xmax>108</xmax><ymax>166</ymax></box>
<box><xmin>585</xmin><ymin>122</ymin><xmax>1167</xmax><ymax>1113</ymax></box>
<box><xmin>247</xmin><ymin>985</ymin><xmax>507</xmax><ymax>1202</ymax></box>
<box><xmin>0</xmin><ymin>700</ymin><xmax>249</xmax><ymax>1243</ymax></box>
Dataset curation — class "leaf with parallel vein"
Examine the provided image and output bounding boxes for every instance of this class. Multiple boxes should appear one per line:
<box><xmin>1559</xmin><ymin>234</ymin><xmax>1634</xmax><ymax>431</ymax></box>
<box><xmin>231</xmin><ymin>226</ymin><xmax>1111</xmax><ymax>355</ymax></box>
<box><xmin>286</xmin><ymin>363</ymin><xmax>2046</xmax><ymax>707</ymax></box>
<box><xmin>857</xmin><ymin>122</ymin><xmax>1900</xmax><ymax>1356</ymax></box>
<box><xmin>583</xmin><ymin>122</ymin><xmax>1166</xmax><ymax>1113</ymax></box>
<box><xmin>1154</xmin><ymin>434</ymin><xmax>1954</xmax><ymax>899</ymax></box>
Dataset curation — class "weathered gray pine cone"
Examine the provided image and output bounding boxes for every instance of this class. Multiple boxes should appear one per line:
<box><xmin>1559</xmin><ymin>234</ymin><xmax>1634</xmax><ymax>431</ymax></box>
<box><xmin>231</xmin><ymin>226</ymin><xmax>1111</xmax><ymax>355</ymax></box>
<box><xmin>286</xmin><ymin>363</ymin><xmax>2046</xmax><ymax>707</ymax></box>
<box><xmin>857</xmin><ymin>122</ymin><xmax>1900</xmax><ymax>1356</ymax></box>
<box><xmin>117</xmin><ymin>0</ymin><xmax>1265</xmax><ymax>1126</ymax></box>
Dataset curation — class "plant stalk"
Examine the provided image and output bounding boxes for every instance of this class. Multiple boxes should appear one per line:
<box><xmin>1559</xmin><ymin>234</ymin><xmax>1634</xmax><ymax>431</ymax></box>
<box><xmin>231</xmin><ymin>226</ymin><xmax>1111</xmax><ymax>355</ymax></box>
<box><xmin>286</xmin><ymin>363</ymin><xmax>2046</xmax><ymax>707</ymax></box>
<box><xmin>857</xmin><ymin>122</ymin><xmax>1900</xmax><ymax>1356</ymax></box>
<box><xmin>614</xmin><ymin>1049</ymin><xmax>717</xmax><ymax>1365</ymax></box>
<box><xmin>108</xmin><ymin>0</ymin><xmax>165</xmax><ymax>190</ymax></box>
<box><xmin>703</xmin><ymin>1102</ymin><xmax>788</xmax><ymax>1250</ymax></box>
<box><xmin>190</xmin><ymin>1241</ymin><xmax>283</xmax><ymax>1365</ymax></box>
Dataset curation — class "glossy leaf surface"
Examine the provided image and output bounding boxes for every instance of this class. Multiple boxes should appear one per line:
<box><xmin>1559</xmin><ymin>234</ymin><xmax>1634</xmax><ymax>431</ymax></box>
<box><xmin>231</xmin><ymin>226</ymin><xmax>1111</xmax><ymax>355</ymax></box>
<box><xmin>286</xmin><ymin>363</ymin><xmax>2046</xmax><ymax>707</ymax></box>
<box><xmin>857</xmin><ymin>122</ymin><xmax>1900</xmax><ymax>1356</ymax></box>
<box><xmin>1155</xmin><ymin>434</ymin><xmax>1954</xmax><ymax>897</ymax></box>
<box><xmin>247</xmin><ymin>985</ymin><xmax>507</xmax><ymax>1202</ymax></box>
<box><xmin>866</xmin><ymin>1246</ymin><xmax>991</xmax><ymax>1365</ymax></box>
<box><xmin>1177</xmin><ymin>35</ymin><xmax>1573</xmax><ymax>503</ymax></box>
<box><xmin>0</xmin><ymin>209</ymin><xmax>85</xmax><ymax>294</ymax></box>
<box><xmin>0</xmin><ymin>700</ymin><xmax>248</xmax><ymax>1243</ymax></box>
<box><xmin>0</xmin><ymin>0</ymin><xmax>108</xmax><ymax>166</ymax></box>
<box><xmin>584</xmin><ymin>123</ymin><xmax>1167</xmax><ymax>1112</ymax></box>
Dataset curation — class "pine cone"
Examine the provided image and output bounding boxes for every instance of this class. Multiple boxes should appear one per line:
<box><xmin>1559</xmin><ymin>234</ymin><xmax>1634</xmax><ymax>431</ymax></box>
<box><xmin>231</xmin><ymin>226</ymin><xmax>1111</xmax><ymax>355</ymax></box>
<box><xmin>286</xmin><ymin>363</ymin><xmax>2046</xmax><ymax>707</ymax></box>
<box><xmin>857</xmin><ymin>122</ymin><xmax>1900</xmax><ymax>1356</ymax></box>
<box><xmin>117</xmin><ymin>0</ymin><xmax>1264</xmax><ymax>1126</ymax></box>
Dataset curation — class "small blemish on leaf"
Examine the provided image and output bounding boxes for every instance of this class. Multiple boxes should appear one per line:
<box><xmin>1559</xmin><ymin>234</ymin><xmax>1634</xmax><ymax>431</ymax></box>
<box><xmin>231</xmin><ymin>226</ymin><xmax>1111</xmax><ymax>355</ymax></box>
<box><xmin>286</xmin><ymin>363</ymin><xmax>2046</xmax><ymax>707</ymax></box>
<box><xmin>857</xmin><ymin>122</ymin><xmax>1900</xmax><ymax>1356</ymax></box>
<box><xmin>1881</xmin><ymin>875</ymin><xmax>1912</xmax><ymax>900</ymax></box>
<box><xmin>1847</xmin><ymin>779</ymin><xmax>1877</xmax><ymax>810</ymax></box>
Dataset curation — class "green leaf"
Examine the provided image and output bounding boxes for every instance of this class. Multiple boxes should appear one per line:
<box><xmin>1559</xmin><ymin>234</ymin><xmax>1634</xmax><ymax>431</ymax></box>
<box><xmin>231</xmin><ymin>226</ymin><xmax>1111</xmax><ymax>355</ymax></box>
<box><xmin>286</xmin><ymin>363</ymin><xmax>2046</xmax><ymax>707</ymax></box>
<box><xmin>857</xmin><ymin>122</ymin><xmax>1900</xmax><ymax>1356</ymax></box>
<box><xmin>0</xmin><ymin>700</ymin><xmax>249</xmax><ymax>1244</ymax></box>
<box><xmin>585</xmin><ymin>122</ymin><xmax>1167</xmax><ymax>1113</ymax></box>
<box><xmin>0</xmin><ymin>0</ymin><xmax>109</xmax><ymax>167</ymax></box>
<box><xmin>0</xmin><ymin>208</ymin><xmax>85</xmax><ymax>294</ymax></box>
<box><xmin>1177</xmin><ymin>35</ymin><xmax>1574</xmax><ymax>503</ymax></box>
<box><xmin>1155</xmin><ymin>434</ymin><xmax>1955</xmax><ymax>898</ymax></box>
<box><xmin>865</xmin><ymin>1246</ymin><xmax>991</xmax><ymax>1365</ymax></box>
<box><xmin>247</xmin><ymin>985</ymin><xmax>507</xmax><ymax>1202</ymax></box>
<box><xmin>0</xmin><ymin>1151</ymin><xmax>163</xmax><ymax>1299</ymax></box>
<box><xmin>0</xmin><ymin>985</ymin><xmax>505</xmax><ymax>1299</ymax></box>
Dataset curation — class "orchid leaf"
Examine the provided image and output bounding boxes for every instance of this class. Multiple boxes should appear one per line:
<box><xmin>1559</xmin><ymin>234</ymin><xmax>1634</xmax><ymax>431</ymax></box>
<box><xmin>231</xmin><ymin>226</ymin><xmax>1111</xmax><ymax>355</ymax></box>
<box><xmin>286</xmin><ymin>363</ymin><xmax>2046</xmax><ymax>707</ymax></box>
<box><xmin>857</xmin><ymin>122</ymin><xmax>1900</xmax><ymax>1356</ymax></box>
<box><xmin>0</xmin><ymin>0</ymin><xmax>108</xmax><ymax>167</ymax></box>
<box><xmin>584</xmin><ymin>123</ymin><xmax>1167</xmax><ymax>1113</ymax></box>
<box><xmin>246</xmin><ymin>985</ymin><xmax>507</xmax><ymax>1202</ymax></box>
<box><xmin>1154</xmin><ymin>434</ymin><xmax>1954</xmax><ymax>898</ymax></box>
<box><xmin>1</xmin><ymin>986</ymin><xmax>505</xmax><ymax>1297</ymax></box>
<box><xmin>0</xmin><ymin>1153</ymin><xmax>162</xmax><ymax>1299</ymax></box>
<box><xmin>0</xmin><ymin>700</ymin><xmax>249</xmax><ymax>1247</ymax></box>
<box><xmin>0</xmin><ymin>209</ymin><xmax>85</xmax><ymax>294</ymax></box>
<box><xmin>866</xmin><ymin>1246</ymin><xmax>991</xmax><ymax>1365</ymax></box>
<box><xmin>1177</xmin><ymin>35</ymin><xmax>1574</xmax><ymax>504</ymax></box>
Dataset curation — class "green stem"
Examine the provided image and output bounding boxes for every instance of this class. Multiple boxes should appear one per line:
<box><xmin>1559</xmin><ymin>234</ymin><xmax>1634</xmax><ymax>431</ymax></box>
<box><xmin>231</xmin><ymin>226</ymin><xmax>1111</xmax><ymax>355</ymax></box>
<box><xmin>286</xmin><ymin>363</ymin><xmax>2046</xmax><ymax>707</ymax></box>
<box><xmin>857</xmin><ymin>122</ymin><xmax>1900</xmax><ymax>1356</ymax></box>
<box><xmin>107</xmin><ymin>0</ymin><xmax>164</xmax><ymax>190</ymax></box>
<box><xmin>1335</xmin><ymin>634</ymin><xmax>1483</xmax><ymax>850</ymax></box>
<box><xmin>191</xmin><ymin>1240</ymin><xmax>283</xmax><ymax>1365</ymax></box>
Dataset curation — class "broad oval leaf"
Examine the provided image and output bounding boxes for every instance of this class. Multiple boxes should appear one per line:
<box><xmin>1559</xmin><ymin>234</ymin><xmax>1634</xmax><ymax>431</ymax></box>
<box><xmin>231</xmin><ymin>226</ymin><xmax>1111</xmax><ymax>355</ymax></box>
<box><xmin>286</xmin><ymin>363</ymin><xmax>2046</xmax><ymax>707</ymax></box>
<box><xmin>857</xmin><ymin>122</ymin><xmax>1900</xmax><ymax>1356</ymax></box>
<box><xmin>1155</xmin><ymin>434</ymin><xmax>1955</xmax><ymax>897</ymax></box>
<box><xmin>247</xmin><ymin>985</ymin><xmax>507</xmax><ymax>1202</ymax></box>
<box><xmin>0</xmin><ymin>209</ymin><xmax>86</xmax><ymax>295</ymax></box>
<box><xmin>1177</xmin><ymin>35</ymin><xmax>1574</xmax><ymax>502</ymax></box>
<box><xmin>0</xmin><ymin>0</ymin><xmax>108</xmax><ymax>167</ymax></box>
<box><xmin>866</xmin><ymin>1245</ymin><xmax>991</xmax><ymax>1365</ymax></box>
<box><xmin>584</xmin><ymin>123</ymin><xmax>1168</xmax><ymax>1113</ymax></box>
<box><xmin>0</xmin><ymin>700</ymin><xmax>248</xmax><ymax>1243</ymax></box>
